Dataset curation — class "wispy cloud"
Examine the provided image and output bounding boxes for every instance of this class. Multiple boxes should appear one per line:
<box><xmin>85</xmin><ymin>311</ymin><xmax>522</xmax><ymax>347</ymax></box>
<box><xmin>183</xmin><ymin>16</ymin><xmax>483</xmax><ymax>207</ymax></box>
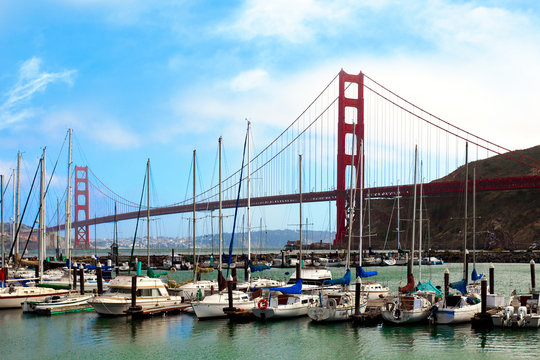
<box><xmin>0</xmin><ymin>57</ymin><xmax>76</xmax><ymax>130</ymax></box>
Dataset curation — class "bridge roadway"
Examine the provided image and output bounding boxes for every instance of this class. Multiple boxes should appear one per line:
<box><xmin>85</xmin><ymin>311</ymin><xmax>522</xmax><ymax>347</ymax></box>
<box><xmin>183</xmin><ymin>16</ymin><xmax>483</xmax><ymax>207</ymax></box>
<box><xmin>48</xmin><ymin>175</ymin><xmax>540</xmax><ymax>232</ymax></box>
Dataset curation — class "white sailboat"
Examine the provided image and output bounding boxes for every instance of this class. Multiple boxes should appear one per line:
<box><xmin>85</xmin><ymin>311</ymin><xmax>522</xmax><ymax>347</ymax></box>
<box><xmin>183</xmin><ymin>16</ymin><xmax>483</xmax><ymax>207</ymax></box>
<box><xmin>0</xmin><ymin>150</ymin><xmax>71</xmax><ymax>309</ymax></box>
<box><xmin>431</xmin><ymin>143</ymin><xmax>482</xmax><ymax>325</ymax></box>
<box><xmin>178</xmin><ymin>150</ymin><xmax>217</xmax><ymax>301</ymax></box>
<box><xmin>381</xmin><ymin>146</ymin><xmax>433</xmax><ymax>325</ymax></box>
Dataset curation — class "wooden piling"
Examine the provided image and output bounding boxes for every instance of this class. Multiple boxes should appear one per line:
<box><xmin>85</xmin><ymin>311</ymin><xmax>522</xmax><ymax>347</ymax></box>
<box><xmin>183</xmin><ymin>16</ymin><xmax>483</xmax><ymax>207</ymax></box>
<box><xmin>131</xmin><ymin>275</ymin><xmax>137</xmax><ymax>309</ymax></box>
<box><xmin>79</xmin><ymin>264</ymin><xmax>85</xmax><ymax>295</ymax></box>
<box><xmin>96</xmin><ymin>262</ymin><xmax>103</xmax><ymax>295</ymax></box>
<box><xmin>489</xmin><ymin>263</ymin><xmax>494</xmax><ymax>294</ymax></box>
<box><xmin>354</xmin><ymin>276</ymin><xmax>361</xmax><ymax>315</ymax></box>
<box><xmin>73</xmin><ymin>265</ymin><xmax>77</xmax><ymax>291</ymax></box>
<box><xmin>481</xmin><ymin>276</ymin><xmax>487</xmax><ymax>314</ymax></box>
<box><xmin>531</xmin><ymin>260</ymin><xmax>536</xmax><ymax>292</ymax></box>
<box><xmin>444</xmin><ymin>268</ymin><xmax>449</xmax><ymax>299</ymax></box>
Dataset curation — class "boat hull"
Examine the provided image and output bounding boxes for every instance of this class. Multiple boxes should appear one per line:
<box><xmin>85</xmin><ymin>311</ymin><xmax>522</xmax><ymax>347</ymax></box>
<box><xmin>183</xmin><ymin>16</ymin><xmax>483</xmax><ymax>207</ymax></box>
<box><xmin>381</xmin><ymin>308</ymin><xmax>429</xmax><ymax>324</ymax></box>
<box><xmin>88</xmin><ymin>296</ymin><xmax>184</xmax><ymax>316</ymax></box>
<box><xmin>0</xmin><ymin>288</ymin><xmax>71</xmax><ymax>309</ymax></box>
<box><xmin>434</xmin><ymin>303</ymin><xmax>481</xmax><ymax>324</ymax></box>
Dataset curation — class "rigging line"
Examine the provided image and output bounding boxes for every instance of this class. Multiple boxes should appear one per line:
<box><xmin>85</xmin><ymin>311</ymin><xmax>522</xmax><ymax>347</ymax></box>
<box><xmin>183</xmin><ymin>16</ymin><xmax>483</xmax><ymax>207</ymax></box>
<box><xmin>363</xmin><ymin>73</ymin><xmax>540</xmax><ymax>167</ymax></box>
<box><xmin>168</xmin><ymin>75</ymin><xmax>348</xmax><ymax>207</ymax></box>
<box><xmin>87</xmin><ymin>168</ymin><xmax>140</xmax><ymax>207</ymax></box>
<box><xmin>1</xmin><ymin>172</ymin><xmax>13</xmax><ymax>198</ymax></box>
<box><xmin>364</xmin><ymin>85</ymin><xmax>540</xmax><ymax>170</ymax></box>
<box><xmin>226</xmin><ymin>128</ymin><xmax>248</xmax><ymax>278</ymax></box>
<box><xmin>128</xmin><ymin>168</ymin><xmax>147</xmax><ymax>272</ymax></box>
<box><xmin>87</xmin><ymin>179</ymin><xmax>139</xmax><ymax>208</ymax></box>
<box><xmin>8</xmin><ymin>157</ymin><xmax>40</xmax><ymax>259</ymax></box>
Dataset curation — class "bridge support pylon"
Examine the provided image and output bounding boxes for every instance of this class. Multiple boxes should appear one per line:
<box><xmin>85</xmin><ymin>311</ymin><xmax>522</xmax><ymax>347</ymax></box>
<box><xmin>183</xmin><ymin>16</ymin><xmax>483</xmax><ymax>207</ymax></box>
<box><xmin>335</xmin><ymin>70</ymin><xmax>364</xmax><ymax>247</ymax></box>
<box><xmin>74</xmin><ymin>166</ymin><xmax>90</xmax><ymax>249</ymax></box>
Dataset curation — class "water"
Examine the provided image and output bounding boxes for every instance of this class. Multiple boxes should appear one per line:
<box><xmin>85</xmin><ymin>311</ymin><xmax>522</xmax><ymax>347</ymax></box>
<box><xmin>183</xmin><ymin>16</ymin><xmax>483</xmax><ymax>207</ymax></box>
<box><xmin>1</xmin><ymin>263</ymin><xmax>539</xmax><ymax>360</ymax></box>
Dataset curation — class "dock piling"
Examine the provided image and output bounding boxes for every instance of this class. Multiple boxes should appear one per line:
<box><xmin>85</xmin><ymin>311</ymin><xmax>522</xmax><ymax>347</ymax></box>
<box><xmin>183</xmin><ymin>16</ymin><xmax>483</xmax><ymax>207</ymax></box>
<box><xmin>481</xmin><ymin>275</ymin><xmax>487</xmax><ymax>314</ymax></box>
<box><xmin>73</xmin><ymin>263</ymin><xmax>77</xmax><ymax>290</ymax></box>
<box><xmin>79</xmin><ymin>264</ymin><xmax>85</xmax><ymax>295</ymax></box>
<box><xmin>444</xmin><ymin>268</ymin><xmax>449</xmax><ymax>299</ymax></box>
<box><xmin>489</xmin><ymin>263</ymin><xmax>494</xmax><ymax>294</ymax></box>
<box><xmin>354</xmin><ymin>276</ymin><xmax>361</xmax><ymax>315</ymax></box>
<box><xmin>96</xmin><ymin>262</ymin><xmax>103</xmax><ymax>295</ymax></box>
<box><xmin>531</xmin><ymin>260</ymin><xmax>536</xmax><ymax>292</ymax></box>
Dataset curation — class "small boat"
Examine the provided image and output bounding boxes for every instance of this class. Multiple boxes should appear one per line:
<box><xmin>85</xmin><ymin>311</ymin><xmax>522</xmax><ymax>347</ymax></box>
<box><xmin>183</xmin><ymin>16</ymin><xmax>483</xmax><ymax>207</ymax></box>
<box><xmin>88</xmin><ymin>275</ymin><xmax>184</xmax><ymax>316</ymax></box>
<box><xmin>430</xmin><ymin>294</ymin><xmax>481</xmax><ymax>324</ymax></box>
<box><xmin>422</xmin><ymin>257</ymin><xmax>444</xmax><ymax>265</ymax></box>
<box><xmin>381</xmin><ymin>292</ymin><xmax>433</xmax><ymax>325</ymax></box>
<box><xmin>283</xmin><ymin>267</ymin><xmax>332</xmax><ymax>292</ymax></box>
<box><xmin>21</xmin><ymin>294</ymin><xmax>92</xmax><ymax>314</ymax></box>
<box><xmin>0</xmin><ymin>286</ymin><xmax>71</xmax><ymax>309</ymax></box>
<box><xmin>191</xmin><ymin>290</ymin><xmax>256</xmax><ymax>319</ymax></box>
<box><xmin>308</xmin><ymin>291</ymin><xmax>364</xmax><ymax>322</ymax></box>
<box><xmin>492</xmin><ymin>293</ymin><xmax>540</xmax><ymax>328</ymax></box>
<box><xmin>252</xmin><ymin>279</ymin><xmax>316</xmax><ymax>320</ymax></box>
<box><xmin>178</xmin><ymin>280</ymin><xmax>219</xmax><ymax>301</ymax></box>
<box><xmin>382</xmin><ymin>258</ymin><xmax>397</xmax><ymax>266</ymax></box>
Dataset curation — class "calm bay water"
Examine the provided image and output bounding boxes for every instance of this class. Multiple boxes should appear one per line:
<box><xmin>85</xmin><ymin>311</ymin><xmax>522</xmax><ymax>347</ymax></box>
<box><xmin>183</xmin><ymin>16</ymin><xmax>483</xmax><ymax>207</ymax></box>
<box><xmin>1</xmin><ymin>263</ymin><xmax>539</xmax><ymax>360</ymax></box>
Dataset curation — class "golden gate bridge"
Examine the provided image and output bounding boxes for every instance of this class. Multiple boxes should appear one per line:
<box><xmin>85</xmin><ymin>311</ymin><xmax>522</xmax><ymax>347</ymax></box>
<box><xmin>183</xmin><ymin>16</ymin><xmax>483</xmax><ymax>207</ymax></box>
<box><xmin>46</xmin><ymin>70</ymin><xmax>540</xmax><ymax>248</ymax></box>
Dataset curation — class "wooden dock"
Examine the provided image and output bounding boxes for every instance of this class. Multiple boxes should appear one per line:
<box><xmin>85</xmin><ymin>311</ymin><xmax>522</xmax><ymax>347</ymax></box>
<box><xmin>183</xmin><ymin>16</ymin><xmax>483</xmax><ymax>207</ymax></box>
<box><xmin>351</xmin><ymin>298</ymin><xmax>385</xmax><ymax>325</ymax></box>
<box><xmin>35</xmin><ymin>304</ymin><xmax>94</xmax><ymax>316</ymax></box>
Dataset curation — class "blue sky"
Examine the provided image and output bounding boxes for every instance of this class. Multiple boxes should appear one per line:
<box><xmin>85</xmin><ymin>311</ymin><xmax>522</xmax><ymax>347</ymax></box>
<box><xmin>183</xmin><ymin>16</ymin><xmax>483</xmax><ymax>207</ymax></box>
<box><xmin>1</xmin><ymin>1</ymin><xmax>539</xmax><ymax>240</ymax></box>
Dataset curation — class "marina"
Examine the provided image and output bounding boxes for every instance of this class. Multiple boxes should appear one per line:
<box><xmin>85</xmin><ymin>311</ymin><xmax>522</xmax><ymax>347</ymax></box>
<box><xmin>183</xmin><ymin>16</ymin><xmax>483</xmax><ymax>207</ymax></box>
<box><xmin>0</xmin><ymin>264</ymin><xmax>539</xmax><ymax>358</ymax></box>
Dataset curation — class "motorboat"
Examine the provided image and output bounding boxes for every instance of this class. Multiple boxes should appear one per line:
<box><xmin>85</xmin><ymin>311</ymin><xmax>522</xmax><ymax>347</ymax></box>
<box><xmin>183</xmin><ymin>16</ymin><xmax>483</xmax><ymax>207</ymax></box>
<box><xmin>88</xmin><ymin>275</ymin><xmax>184</xmax><ymax>316</ymax></box>
<box><xmin>177</xmin><ymin>280</ymin><xmax>218</xmax><ymax>301</ymax></box>
<box><xmin>284</xmin><ymin>267</ymin><xmax>332</xmax><ymax>292</ymax></box>
<box><xmin>191</xmin><ymin>290</ymin><xmax>256</xmax><ymax>319</ymax></box>
<box><xmin>492</xmin><ymin>293</ymin><xmax>540</xmax><ymax>328</ymax></box>
<box><xmin>0</xmin><ymin>285</ymin><xmax>71</xmax><ymax>309</ymax></box>
<box><xmin>252</xmin><ymin>292</ymin><xmax>317</xmax><ymax>320</ymax></box>
<box><xmin>422</xmin><ymin>257</ymin><xmax>444</xmax><ymax>265</ymax></box>
<box><xmin>22</xmin><ymin>294</ymin><xmax>92</xmax><ymax>314</ymax></box>
<box><xmin>430</xmin><ymin>294</ymin><xmax>481</xmax><ymax>324</ymax></box>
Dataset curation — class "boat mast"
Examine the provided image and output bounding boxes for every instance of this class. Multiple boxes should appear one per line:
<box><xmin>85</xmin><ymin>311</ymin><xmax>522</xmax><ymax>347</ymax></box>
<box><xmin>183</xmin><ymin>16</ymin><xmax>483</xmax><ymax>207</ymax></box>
<box><xmin>397</xmin><ymin>184</ymin><xmax>401</xmax><ymax>251</ymax></box>
<box><xmin>418</xmin><ymin>160</ymin><xmax>423</xmax><ymax>283</ymax></box>
<box><xmin>359</xmin><ymin>140</ymin><xmax>364</xmax><ymax>267</ymax></box>
<box><xmin>56</xmin><ymin>198</ymin><xmax>60</xmax><ymax>259</ymax></box>
<box><xmin>192</xmin><ymin>149</ymin><xmax>197</xmax><ymax>283</ymax></box>
<box><xmin>66</xmin><ymin>129</ymin><xmax>72</xmax><ymax>269</ymax></box>
<box><xmin>15</xmin><ymin>151</ymin><xmax>20</xmax><ymax>257</ymax></box>
<box><xmin>473</xmin><ymin>166</ymin><xmax>476</xmax><ymax>272</ymax></box>
<box><xmin>146</xmin><ymin>158</ymin><xmax>150</xmax><ymax>268</ymax></box>
<box><xmin>463</xmin><ymin>143</ymin><xmax>469</xmax><ymax>282</ymax></box>
<box><xmin>218</xmin><ymin>137</ymin><xmax>223</xmax><ymax>272</ymax></box>
<box><xmin>299</xmin><ymin>154</ymin><xmax>303</xmax><ymax>268</ymax></box>
<box><xmin>12</xmin><ymin>169</ymin><xmax>15</xmax><ymax>258</ymax></box>
<box><xmin>247</xmin><ymin>121</ymin><xmax>251</xmax><ymax>276</ymax></box>
<box><xmin>410</xmin><ymin>145</ymin><xmax>418</xmax><ymax>279</ymax></box>
<box><xmin>346</xmin><ymin>123</ymin><xmax>356</xmax><ymax>270</ymax></box>
<box><xmin>39</xmin><ymin>148</ymin><xmax>46</xmax><ymax>281</ymax></box>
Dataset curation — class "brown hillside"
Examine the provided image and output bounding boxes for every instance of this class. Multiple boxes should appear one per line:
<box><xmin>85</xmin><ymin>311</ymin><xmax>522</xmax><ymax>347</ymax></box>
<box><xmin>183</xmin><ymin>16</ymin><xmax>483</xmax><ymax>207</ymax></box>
<box><xmin>350</xmin><ymin>145</ymin><xmax>540</xmax><ymax>251</ymax></box>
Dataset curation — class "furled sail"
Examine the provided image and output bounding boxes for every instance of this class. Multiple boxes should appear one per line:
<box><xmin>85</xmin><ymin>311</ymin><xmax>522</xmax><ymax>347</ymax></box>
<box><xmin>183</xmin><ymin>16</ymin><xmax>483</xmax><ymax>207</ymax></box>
<box><xmin>269</xmin><ymin>278</ymin><xmax>302</xmax><ymax>294</ymax></box>
<box><xmin>450</xmin><ymin>278</ymin><xmax>467</xmax><ymax>295</ymax></box>
<box><xmin>471</xmin><ymin>268</ymin><xmax>483</xmax><ymax>282</ymax></box>
<box><xmin>357</xmin><ymin>267</ymin><xmax>377</xmax><ymax>278</ymax></box>
<box><xmin>323</xmin><ymin>269</ymin><xmax>351</xmax><ymax>285</ymax></box>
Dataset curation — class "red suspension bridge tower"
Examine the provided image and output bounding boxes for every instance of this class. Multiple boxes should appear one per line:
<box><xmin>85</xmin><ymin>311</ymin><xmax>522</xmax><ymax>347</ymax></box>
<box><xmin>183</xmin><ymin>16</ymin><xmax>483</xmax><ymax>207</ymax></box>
<box><xmin>74</xmin><ymin>166</ymin><xmax>90</xmax><ymax>249</ymax></box>
<box><xmin>335</xmin><ymin>70</ymin><xmax>364</xmax><ymax>247</ymax></box>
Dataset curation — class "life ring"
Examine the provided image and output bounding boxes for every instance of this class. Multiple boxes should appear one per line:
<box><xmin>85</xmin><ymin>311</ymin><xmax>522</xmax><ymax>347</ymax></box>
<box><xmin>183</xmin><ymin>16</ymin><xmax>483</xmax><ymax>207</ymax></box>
<box><xmin>385</xmin><ymin>302</ymin><xmax>395</xmax><ymax>312</ymax></box>
<box><xmin>258</xmin><ymin>299</ymin><xmax>268</xmax><ymax>310</ymax></box>
<box><xmin>170</xmin><ymin>267</ymin><xmax>176</xmax><ymax>272</ymax></box>
<box><xmin>328</xmin><ymin>298</ymin><xmax>337</xmax><ymax>310</ymax></box>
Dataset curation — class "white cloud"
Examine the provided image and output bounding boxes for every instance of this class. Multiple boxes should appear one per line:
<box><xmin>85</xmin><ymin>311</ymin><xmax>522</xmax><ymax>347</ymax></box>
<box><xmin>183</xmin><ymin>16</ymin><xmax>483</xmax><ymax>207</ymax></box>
<box><xmin>230</xmin><ymin>69</ymin><xmax>269</xmax><ymax>91</ymax></box>
<box><xmin>0</xmin><ymin>57</ymin><xmax>76</xmax><ymax>130</ymax></box>
<box><xmin>91</xmin><ymin>121</ymin><xmax>141</xmax><ymax>149</ymax></box>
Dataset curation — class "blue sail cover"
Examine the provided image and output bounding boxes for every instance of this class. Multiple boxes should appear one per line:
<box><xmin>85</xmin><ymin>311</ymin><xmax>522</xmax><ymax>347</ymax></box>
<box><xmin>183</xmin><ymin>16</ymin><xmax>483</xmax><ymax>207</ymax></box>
<box><xmin>450</xmin><ymin>278</ymin><xmax>467</xmax><ymax>295</ymax></box>
<box><xmin>417</xmin><ymin>280</ymin><xmax>443</xmax><ymax>298</ymax></box>
<box><xmin>323</xmin><ymin>269</ymin><xmax>351</xmax><ymax>285</ymax></box>
<box><xmin>357</xmin><ymin>267</ymin><xmax>377</xmax><ymax>278</ymax></box>
<box><xmin>269</xmin><ymin>278</ymin><xmax>302</xmax><ymax>294</ymax></box>
<box><xmin>471</xmin><ymin>268</ymin><xmax>483</xmax><ymax>281</ymax></box>
<box><xmin>250</xmin><ymin>264</ymin><xmax>271</xmax><ymax>273</ymax></box>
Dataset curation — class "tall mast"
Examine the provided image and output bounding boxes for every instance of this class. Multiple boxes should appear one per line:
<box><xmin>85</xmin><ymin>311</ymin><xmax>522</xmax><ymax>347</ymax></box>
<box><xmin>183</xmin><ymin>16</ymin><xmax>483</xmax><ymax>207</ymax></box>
<box><xmin>463</xmin><ymin>142</ymin><xmax>469</xmax><ymax>281</ymax></box>
<box><xmin>146</xmin><ymin>158</ymin><xmax>150</xmax><ymax>267</ymax></box>
<box><xmin>66</xmin><ymin>129</ymin><xmax>72</xmax><ymax>268</ymax></box>
<box><xmin>299</xmin><ymin>154</ymin><xmax>303</xmax><ymax>267</ymax></box>
<box><xmin>114</xmin><ymin>201</ymin><xmax>118</xmax><ymax>266</ymax></box>
<box><xmin>1</xmin><ymin>175</ymin><xmax>4</xmax><ymax>267</ymax></box>
<box><xmin>192</xmin><ymin>150</ymin><xmax>197</xmax><ymax>282</ymax></box>
<box><xmin>12</xmin><ymin>169</ymin><xmax>15</xmax><ymax>256</ymax></box>
<box><xmin>218</xmin><ymin>137</ymin><xmax>223</xmax><ymax>272</ymax></box>
<box><xmin>367</xmin><ymin>189</ymin><xmax>372</xmax><ymax>249</ymax></box>
<box><xmin>39</xmin><ymin>149</ymin><xmax>46</xmax><ymax>281</ymax></box>
<box><xmin>419</xmin><ymin>160</ymin><xmax>423</xmax><ymax>283</ymax></box>
<box><xmin>359</xmin><ymin>140</ymin><xmax>364</xmax><ymax>267</ymax></box>
<box><xmin>473</xmin><ymin>166</ymin><xmax>476</xmax><ymax>270</ymax></box>
<box><xmin>397</xmin><ymin>184</ymin><xmax>401</xmax><ymax>250</ymax></box>
<box><xmin>56</xmin><ymin>198</ymin><xmax>60</xmax><ymax>259</ymax></box>
<box><xmin>247</xmin><ymin>121</ymin><xmax>251</xmax><ymax>269</ymax></box>
<box><xmin>346</xmin><ymin>123</ymin><xmax>356</xmax><ymax>270</ymax></box>
<box><xmin>410</xmin><ymin>145</ymin><xmax>418</xmax><ymax>278</ymax></box>
<box><xmin>15</xmin><ymin>151</ymin><xmax>21</xmax><ymax>256</ymax></box>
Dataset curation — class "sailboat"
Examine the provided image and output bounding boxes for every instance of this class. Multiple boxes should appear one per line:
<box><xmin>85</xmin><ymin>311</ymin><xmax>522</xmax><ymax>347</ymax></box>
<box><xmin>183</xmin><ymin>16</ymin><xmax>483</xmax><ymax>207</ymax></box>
<box><xmin>0</xmin><ymin>150</ymin><xmax>70</xmax><ymax>309</ymax></box>
<box><xmin>308</xmin><ymin>128</ymin><xmax>366</xmax><ymax>322</ymax></box>
<box><xmin>381</xmin><ymin>146</ymin><xmax>434</xmax><ymax>325</ymax></box>
<box><xmin>430</xmin><ymin>143</ymin><xmax>481</xmax><ymax>324</ymax></box>
<box><xmin>179</xmin><ymin>150</ymin><xmax>217</xmax><ymax>301</ymax></box>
